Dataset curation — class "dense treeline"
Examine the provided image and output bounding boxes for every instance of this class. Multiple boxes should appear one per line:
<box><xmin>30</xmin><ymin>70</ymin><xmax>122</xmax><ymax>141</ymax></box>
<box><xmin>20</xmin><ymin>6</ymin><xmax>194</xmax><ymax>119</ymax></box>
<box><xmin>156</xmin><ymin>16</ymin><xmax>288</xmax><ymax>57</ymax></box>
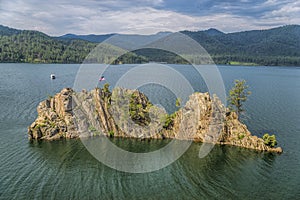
<box><xmin>0</xmin><ymin>30</ymin><xmax>96</xmax><ymax>63</ymax></box>
<box><xmin>133</xmin><ymin>48</ymin><xmax>188</xmax><ymax>64</ymax></box>
<box><xmin>0</xmin><ymin>24</ymin><xmax>300</xmax><ymax>66</ymax></box>
<box><xmin>0</xmin><ymin>26</ymin><xmax>146</xmax><ymax>64</ymax></box>
<box><xmin>182</xmin><ymin>25</ymin><xmax>300</xmax><ymax>66</ymax></box>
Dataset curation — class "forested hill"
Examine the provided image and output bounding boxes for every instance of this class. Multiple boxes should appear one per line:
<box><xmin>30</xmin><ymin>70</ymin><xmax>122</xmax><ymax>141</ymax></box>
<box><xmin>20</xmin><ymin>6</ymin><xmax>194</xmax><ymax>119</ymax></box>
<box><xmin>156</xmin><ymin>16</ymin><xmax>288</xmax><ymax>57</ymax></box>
<box><xmin>0</xmin><ymin>25</ymin><xmax>97</xmax><ymax>63</ymax></box>
<box><xmin>181</xmin><ymin>25</ymin><xmax>300</xmax><ymax>66</ymax></box>
<box><xmin>0</xmin><ymin>24</ymin><xmax>299</xmax><ymax>66</ymax></box>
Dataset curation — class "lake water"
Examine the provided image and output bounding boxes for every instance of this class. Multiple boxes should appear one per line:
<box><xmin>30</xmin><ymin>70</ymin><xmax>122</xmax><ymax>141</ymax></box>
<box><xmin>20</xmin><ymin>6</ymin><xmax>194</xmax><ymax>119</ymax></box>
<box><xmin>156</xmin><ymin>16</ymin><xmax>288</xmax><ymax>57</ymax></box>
<box><xmin>0</xmin><ymin>63</ymin><xmax>299</xmax><ymax>199</ymax></box>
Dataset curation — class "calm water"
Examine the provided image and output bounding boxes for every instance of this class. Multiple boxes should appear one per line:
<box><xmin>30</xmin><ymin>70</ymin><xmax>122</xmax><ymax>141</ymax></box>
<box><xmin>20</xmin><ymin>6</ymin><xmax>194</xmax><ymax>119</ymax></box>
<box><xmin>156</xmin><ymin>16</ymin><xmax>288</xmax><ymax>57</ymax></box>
<box><xmin>0</xmin><ymin>63</ymin><xmax>299</xmax><ymax>199</ymax></box>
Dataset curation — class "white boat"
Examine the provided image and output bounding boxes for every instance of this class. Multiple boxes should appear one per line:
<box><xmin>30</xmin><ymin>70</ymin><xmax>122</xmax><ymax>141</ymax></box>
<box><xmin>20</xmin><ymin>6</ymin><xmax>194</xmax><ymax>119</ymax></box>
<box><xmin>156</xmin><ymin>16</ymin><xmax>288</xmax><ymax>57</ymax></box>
<box><xmin>50</xmin><ymin>74</ymin><xmax>56</xmax><ymax>79</ymax></box>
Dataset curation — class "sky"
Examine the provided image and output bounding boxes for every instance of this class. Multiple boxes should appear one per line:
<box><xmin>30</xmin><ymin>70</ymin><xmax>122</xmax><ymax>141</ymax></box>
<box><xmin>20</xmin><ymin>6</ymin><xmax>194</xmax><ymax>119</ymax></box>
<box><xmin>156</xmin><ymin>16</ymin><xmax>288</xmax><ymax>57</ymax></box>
<box><xmin>0</xmin><ymin>0</ymin><xmax>299</xmax><ymax>36</ymax></box>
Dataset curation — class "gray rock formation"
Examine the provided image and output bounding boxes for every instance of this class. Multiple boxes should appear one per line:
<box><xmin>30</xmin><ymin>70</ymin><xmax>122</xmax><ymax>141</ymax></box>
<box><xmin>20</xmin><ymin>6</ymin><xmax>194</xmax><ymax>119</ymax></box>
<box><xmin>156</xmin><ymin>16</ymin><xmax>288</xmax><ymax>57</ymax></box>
<box><xmin>28</xmin><ymin>87</ymin><xmax>282</xmax><ymax>153</ymax></box>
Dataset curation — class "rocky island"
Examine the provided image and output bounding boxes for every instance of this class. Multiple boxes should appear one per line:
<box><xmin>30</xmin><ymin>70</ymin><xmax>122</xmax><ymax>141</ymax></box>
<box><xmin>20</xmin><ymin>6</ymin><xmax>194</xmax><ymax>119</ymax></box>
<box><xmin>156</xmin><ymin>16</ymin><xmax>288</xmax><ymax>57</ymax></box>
<box><xmin>28</xmin><ymin>86</ymin><xmax>282</xmax><ymax>153</ymax></box>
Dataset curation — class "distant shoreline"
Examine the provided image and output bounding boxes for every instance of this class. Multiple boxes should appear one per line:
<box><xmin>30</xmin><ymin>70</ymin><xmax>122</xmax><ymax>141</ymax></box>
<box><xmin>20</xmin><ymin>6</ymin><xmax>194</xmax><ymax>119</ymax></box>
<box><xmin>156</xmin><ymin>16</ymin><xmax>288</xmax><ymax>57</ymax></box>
<box><xmin>1</xmin><ymin>25</ymin><xmax>300</xmax><ymax>67</ymax></box>
<box><xmin>0</xmin><ymin>62</ymin><xmax>299</xmax><ymax>67</ymax></box>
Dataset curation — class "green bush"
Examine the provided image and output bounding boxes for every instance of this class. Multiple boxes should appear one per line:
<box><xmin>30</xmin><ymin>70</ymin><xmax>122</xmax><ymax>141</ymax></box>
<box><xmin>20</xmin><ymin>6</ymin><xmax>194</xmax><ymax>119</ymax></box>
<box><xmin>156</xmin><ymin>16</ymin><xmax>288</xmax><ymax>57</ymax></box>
<box><xmin>88</xmin><ymin>126</ymin><xmax>97</xmax><ymax>132</ymax></box>
<box><xmin>129</xmin><ymin>92</ymin><xmax>151</xmax><ymax>126</ymax></box>
<box><xmin>103</xmin><ymin>83</ymin><xmax>110</xmax><ymax>93</ymax></box>
<box><xmin>163</xmin><ymin>113</ymin><xmax>176</xmax><ymax>130</ymax></box>
<box><xmin>238</xmin><ymin>133</ymin><xmax>245</xmax><ymax>140</ymax></box>
<box><xmin>109</xmin><ymin>130</ymin><xmax>114</xmax><ymax>138</ymax></box>
<box><xmin>175</xmin><ymin>98</ymin><xmax>181</xmax><ymax>107</ymax></box>
<box><xmin>263</xmin><ymin>133</ymin><xmax>277</xmax><ymax>147</ymax></box>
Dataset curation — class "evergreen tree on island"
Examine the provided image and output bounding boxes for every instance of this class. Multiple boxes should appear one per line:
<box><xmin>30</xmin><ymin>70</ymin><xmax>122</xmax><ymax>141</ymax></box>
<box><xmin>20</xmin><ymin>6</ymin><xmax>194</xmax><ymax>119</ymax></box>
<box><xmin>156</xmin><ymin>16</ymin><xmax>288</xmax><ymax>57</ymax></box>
<box><xmin>228</xmin><ymin>79</ymin><xmax>251</xmax><ymax>117</ymax></box>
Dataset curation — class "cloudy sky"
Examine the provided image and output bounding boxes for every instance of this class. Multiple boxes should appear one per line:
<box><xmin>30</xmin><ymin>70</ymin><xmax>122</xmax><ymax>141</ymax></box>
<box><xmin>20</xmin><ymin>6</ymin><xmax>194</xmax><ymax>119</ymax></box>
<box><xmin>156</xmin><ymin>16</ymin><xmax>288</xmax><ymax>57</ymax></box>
<box><xmin>0</xmin><ymin>0</ymin><xmax>299</xmax><ymax>36</ymax></box>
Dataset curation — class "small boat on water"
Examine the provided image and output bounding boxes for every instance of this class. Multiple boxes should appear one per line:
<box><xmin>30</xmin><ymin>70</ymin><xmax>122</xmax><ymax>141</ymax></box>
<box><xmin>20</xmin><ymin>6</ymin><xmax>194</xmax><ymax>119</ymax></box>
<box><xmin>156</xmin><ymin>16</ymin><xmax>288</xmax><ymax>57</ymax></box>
<box><xmin>50</xmin><ymin>74</ymin><xmax>56</xmax><ymax>79</ymax></box>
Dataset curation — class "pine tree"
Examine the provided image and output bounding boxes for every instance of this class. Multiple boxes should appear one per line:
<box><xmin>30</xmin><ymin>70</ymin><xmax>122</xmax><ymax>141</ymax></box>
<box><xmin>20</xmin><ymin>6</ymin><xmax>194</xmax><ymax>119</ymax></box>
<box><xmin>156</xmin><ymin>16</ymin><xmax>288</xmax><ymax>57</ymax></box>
<box><xmin>228</xmin><ymin>80</ymin><xmax>251</xmax><ymax>116</ymax></box>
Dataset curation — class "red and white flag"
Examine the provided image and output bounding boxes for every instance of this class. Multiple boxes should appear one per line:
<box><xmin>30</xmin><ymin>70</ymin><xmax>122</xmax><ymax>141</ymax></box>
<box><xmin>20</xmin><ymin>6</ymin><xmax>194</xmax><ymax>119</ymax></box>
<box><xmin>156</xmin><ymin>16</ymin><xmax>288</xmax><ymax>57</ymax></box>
<box><xmin>99</xmin><ymin>76</ymin><xmax>105</xmax><ymax>82</ymax></box>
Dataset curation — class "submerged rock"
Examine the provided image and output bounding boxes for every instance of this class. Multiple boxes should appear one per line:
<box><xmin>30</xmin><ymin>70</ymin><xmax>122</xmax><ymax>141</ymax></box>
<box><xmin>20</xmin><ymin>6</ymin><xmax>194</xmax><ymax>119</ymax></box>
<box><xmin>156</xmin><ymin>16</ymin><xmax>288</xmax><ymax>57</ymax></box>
<box><xmin>28</xmin><ymin>87</ymin><xmax>282</xmax><ymax>153</ymax></box>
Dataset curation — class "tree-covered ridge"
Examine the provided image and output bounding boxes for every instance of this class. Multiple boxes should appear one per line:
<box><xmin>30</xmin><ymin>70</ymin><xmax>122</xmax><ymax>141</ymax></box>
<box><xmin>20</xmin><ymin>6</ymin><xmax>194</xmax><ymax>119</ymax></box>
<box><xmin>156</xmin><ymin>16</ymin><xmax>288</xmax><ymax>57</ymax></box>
<box><xmin>0</xmin><ymin>24</ymin><xmax>300</xmax><ymax>66</ymax></box>
<box><xmin>182</xmin><ymin>25</ymin><xmax>300</xmax><ymax>66</ymax></box>
<box><xmin>0</xmin><ymin>27</ymin><xmax>147</xmax><ymax>64</ymax></box>
<box><xmin>0</xmin><ymin>25</ymin><xmax>22</xmax><ymax>36</ymax></box>
<box><xmin>0</xmin><ymin>29</ymin><xmax>96</xmax><ymax>63</ymax></box>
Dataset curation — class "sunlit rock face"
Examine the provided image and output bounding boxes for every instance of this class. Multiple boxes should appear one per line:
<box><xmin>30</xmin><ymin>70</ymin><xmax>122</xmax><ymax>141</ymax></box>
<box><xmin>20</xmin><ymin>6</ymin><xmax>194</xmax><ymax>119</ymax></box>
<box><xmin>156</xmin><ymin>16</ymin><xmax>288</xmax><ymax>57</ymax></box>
<box><xmin>28</xmin><ymin>87</ymin><xmax>282</xmax><ymax>153</ymax></box>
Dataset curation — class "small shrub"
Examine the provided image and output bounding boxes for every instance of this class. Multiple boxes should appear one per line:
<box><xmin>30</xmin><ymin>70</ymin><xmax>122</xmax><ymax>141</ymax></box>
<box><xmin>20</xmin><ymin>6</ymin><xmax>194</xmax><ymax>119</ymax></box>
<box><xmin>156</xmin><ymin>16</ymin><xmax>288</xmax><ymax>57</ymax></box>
<box><xmin>263</xmin><ymin>133</ymin><xmax>277</xmax><ymax>147</ymax></box>
<box><xmin>129</xmin><ymin>92</ymin><xmax>151</xmax><ymax>126</ymax></box>
<box><xmin>238</xmin><ymin>133</ymin><xmax>245</xmax><ymax>140</ymax></box>
<box><xmin>93</xmin><ymin>131</ymin><xmax>101</xmax><ymax>136</ymax></box>
<box><xmin>88</xmin><ymin>126</ymin><xmax>97</xmax><ymax>132</ymax></box>
<box><xmin>175</xmin><ymin>98</ymin><xmax>181</xmax><ymax>107</ymax></box>
<box><xmin>103</xmin><ymin>83</ymin><xmax>110</xmax><ymax>94</ymax></box>
<box><xmin>163</xmin><ymin>113</ymin><xmax>176</xmax><ymax>130</ymax></box>
<box><xmin>50</xmin><ymin>122</ymin><xmax>56</xmax><ymax>128</ymax></box>
<box><xmin>47</xmin><ymin>95</ymin><xmax>53</xmax><ymax>100</ymax></box>
<box><xmin>109</xmin><ymin>130</ymin><xmax>114</xmax><ymax>138</ymax></box>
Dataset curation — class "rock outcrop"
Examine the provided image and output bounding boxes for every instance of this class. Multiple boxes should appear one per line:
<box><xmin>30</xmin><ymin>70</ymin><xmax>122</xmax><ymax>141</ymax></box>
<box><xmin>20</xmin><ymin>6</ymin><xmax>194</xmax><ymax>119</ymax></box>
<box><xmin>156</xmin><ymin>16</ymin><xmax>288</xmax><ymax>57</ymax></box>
<box><xmin>28</xmin><ymin>87</ymin><xmax>282</xmax><ymax>153</ymax></box>
<box><xmin>28</xmin><ymin>88</ymin><xmax>78</xmax><ymax>140</ymax></box>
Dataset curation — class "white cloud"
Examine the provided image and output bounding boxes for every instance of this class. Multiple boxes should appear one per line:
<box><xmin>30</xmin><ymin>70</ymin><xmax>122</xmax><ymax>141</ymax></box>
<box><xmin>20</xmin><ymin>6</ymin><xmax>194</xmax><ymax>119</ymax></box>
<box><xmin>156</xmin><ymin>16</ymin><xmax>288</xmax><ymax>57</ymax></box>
<box><xmin>261</xmin><ymin>1</ymin><xmax>300</xmax><ymax>25</ymax></box>
<box><xmin>0</xmin><ymin>0</ymin><xmax>298</xmax><ymax>35</ymax></box>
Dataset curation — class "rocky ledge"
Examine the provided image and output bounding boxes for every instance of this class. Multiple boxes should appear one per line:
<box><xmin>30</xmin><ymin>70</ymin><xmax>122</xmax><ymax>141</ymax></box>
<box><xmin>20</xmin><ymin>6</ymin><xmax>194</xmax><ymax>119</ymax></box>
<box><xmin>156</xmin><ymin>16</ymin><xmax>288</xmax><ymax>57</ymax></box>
<box><xmin>28</xmin><ymin>87</ymin><xmax>282</xmax><ymax>153</ymax></box>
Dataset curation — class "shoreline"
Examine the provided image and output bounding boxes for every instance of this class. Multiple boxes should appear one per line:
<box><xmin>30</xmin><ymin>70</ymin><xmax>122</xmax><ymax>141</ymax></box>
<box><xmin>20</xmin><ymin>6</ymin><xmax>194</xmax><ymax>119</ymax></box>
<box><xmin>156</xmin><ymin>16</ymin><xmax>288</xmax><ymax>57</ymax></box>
<box><xmin>30</xmin><ymin>134</ymin><xmax>283</xmax><ymax>154</ymax></box>
<box><xmin>1</xmin><ymin>62</ymin><xmax>300</xmax><ymax>68</ymax></box>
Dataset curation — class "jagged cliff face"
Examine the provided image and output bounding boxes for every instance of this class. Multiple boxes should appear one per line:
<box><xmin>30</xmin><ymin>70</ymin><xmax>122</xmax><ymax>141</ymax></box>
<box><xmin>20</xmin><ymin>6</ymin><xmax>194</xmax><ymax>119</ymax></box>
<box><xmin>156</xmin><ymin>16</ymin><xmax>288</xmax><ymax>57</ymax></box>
<box><xmin>28</xmin><ymin>88</ymin><xmax>78</xmax><ymax>140</ymax></box>
<box><xmin>28</xmin><ymin>88</ymin><xmax>282</xmax><ymax>153</ymax></box>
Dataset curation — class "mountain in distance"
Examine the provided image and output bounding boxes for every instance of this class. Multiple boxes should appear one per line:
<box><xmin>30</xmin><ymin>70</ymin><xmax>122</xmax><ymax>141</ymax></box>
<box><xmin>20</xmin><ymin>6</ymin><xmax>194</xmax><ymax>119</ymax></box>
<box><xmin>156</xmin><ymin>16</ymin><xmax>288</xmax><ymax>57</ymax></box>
<box><xmin>181</xmin><ymin>25</ymin><xmax>300</xmax><ymax>65</ymax></box>
<box><xmin>0</xmin><ymin>24</ymin><xmax>300</xmax><ymax>66</ymax></box>
<box><xmin>58</xmin><ymin>33</ymin><xmax>116</xmax><ymax>43</ymax></box>
<box><xmin>58</xmin><ymin>31</ymin><xmax>172</xmax><ymax>50</ymax></box>
<box><xmin>203</xmin><ymin>28</ymin><xmax>225</xmax><ymax>36</ymax></box>
<box><xmin>52</xmin><ymin>25</ymin><xmax>300</xmax><ymax>65</ymax></box>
